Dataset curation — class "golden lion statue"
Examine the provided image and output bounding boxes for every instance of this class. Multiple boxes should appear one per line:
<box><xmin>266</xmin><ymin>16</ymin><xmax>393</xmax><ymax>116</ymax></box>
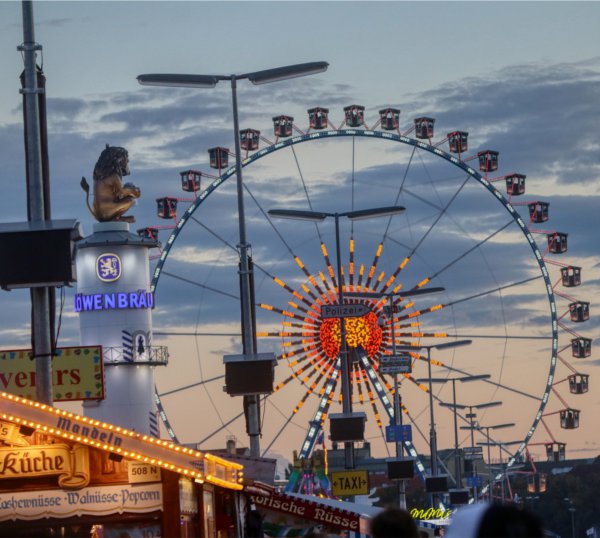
<box><xmin>80</xmin><ymin>145</ymin><xmax>141</xmax><ymax>223</ymax></box>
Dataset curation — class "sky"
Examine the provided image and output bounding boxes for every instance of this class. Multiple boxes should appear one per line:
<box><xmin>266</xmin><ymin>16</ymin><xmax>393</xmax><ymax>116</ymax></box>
<box><xmin>0</xmin><ymin>1</ymin><xmax>599</xmax><ymax>475</ymax></box>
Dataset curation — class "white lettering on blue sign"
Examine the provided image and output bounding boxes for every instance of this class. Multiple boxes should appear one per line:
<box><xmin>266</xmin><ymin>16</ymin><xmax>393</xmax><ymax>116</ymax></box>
<box><xmin>74</xmin><ymin>290</ymin><xmax>154</xmax><ymax>312</ymax></box>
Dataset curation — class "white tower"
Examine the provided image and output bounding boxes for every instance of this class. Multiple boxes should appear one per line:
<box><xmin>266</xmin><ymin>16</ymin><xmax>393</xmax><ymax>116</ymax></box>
<box><xmin>76</xmin><ymin>222</ymin><xmax>166</xmax><ymax>435</ymax></box>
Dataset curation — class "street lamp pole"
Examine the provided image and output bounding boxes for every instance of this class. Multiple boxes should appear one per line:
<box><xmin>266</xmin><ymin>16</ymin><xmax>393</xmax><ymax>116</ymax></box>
<box><xmin>138</xmin><ymin>62</ymin><xmax>329</xmax><ymax>457</ymax></box>
<box><xmin>451</xmin><ymin>380</ymin><xmax>460</xmax><ymax>485</ymax></box>
<box><xmin>268</xmin><ymin>205</ymin><xmax>405</xmax><ymax>470</ymax></box>
<box><xmin>425</xmin><ymin>347</ymin><xmax>438</xmax><ymax>501</ymax></box>
<box><xmin>333</xmin><ymin>213</ymin><xmax>354</xmax><ymax>469</ymax></box>
<box><xmin>396</xmin><ymin>339</ymin><xmax>472</xmax><ymax>505</ymax></box>
<box><xmin>478</xmin><ymin>422</ymin><xmax>515</xmax><ymax>503</ymax></box>
<box><xmin>346</xmin><ymin>287</ymin><xmax>445</xmax><ymax>508</ymax></box>
<box><xmin>564</xmin><ymin>498</ymin><xmax>576</xmax><ymax>538</ymax></box>
<box><xmin>437</xmin><ymin>374</ymin><xmax>492</xmax><ymax>488</ymax></box>
<box><xmin>228</xmin><ymin>75</ymin><xmax>263</xmax><ymax>455</ymax></box>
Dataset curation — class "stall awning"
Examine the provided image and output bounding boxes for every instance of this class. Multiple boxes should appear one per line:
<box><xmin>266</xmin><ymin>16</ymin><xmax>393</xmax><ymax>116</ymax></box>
<box><xmin>0</xmin><ymin>392</ymin><xmax>243</xmax><ymax>490</ymax></box>
<box><xmin>245</xmin><ymin>482</ymin><xmax>381</xmax><ymax>534</ymax></box>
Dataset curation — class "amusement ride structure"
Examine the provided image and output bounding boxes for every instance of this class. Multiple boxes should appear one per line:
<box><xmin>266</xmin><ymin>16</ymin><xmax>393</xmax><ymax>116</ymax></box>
<box><xmin>136</xmin><ymin>102</ymin><xmax>592</xmax><ymax>496</ymax></box>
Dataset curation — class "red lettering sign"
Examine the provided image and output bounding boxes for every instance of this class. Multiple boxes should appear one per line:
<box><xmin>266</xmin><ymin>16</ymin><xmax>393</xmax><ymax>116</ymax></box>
<box><xmin>250</xmin><ymin>492</ymin><xmax>360</xmax><ymax>531</ymax></box>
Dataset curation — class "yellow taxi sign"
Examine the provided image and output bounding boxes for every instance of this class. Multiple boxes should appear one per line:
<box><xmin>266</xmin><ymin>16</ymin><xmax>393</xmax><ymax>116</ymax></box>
<box><xmin>331</xmin><ymin>469</ymin><xmax>369</xmax><ymax>496</ymax></box>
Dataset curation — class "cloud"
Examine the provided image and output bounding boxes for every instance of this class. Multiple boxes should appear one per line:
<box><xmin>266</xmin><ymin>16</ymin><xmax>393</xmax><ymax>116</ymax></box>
<box><xmin>1</xmin><ymin>57</ymin><xmax>598</xmax><ymax>459</ymax></box>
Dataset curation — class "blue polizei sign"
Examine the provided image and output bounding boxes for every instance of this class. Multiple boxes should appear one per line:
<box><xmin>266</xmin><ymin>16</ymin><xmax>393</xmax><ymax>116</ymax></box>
<box><xmin>466</xmin><ymin>475</ymin><xmax>484</xmax><ymax>488</ymax></box>
<box><xmin>386</xmin><ymin>424</ymin><xmax>412</xmax><ymax>443</ymax></box>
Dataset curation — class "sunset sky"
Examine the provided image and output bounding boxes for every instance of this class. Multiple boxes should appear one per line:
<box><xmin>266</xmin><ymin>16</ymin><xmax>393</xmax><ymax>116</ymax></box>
<box><xmin>0</xmin><ymin>1</ymin><xmax>598</xmax><ymax>472</ymax></box>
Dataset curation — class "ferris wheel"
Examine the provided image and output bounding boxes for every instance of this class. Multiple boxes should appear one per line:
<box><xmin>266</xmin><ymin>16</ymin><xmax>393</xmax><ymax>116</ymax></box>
<box><xmin>139</xmin><ymin>103</ymin><xmax>591</xmax><ymax>492</ymax></box>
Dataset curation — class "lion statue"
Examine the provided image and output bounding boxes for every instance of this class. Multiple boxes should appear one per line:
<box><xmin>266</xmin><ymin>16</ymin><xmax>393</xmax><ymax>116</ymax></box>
<box><xmin>80</xmin><ymin>144</ymin><xmax>141</xmax><ymax>223</ymax></box>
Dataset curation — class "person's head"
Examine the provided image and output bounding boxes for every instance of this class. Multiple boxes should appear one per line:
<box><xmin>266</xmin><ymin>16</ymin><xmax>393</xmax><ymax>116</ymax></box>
<box><xmin>476</xmin><ymin>504</ymin><xmax>543</xmax><ymax>538</ymax></box>
<box><xmin>370</xmin><ymin>507</ymin><xmax>419</xmax><ymax>538</ymax></box>
<box><xmin>446</xmin><ymin>503</ymin><xmax>543</xmax><ymax>538</ymax></box>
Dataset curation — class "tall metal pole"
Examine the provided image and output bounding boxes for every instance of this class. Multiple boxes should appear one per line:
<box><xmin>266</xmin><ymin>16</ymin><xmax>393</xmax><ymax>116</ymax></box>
<box><xmin>20</xmin><ymin>0</ymin><xmax>53</xmax><ymax>405</ymax></box>
<box><xmin>485</xmin><ymin>427</ymin><xmax>493</xmax><ymax>503</ymax></box>
<box><xmin>451</xmin><ymin>379</ymin><xmax>461</xmax><ymax>487</ymax></box>
<box><xmin>230</xmin><ymin>76</ymin><xmax>260</xmax><ymax>457</ymax></box>
<box><xmin>389</xmin><ymin>296</ymin><xmax>406</xmax><ymax>508</ymax></box>
<box><xmin>334</xmin><ymin>214</ymin><xmax>354</xmax><ymax>469</ymax></box>
<box><xmin>499</xmin><ymin>444</ymin><xmax>505</xmax><ymax>503</ymax></box>
<box><xmin>569</xmin><ymin>507</ymin><xmax>575</xmax><ymax>538</ymax></box>
<box><xmin>427</xmin><ymin>347</ymin><xmax>439</xmax><ymax>505</ymax></box>
<box><xmin>468</xmin><ymin>405</ymin><xmax>478</xmax><ymax>502</ymax></box>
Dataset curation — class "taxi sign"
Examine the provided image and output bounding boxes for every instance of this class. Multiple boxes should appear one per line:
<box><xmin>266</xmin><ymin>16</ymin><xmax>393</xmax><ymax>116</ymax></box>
<box><xmin>331</xmin><ymin>469</ymin><xmax>369</xmax><ymax>496</ymax></box>
<box><xmin>321</xmin><ymin>303</ymin><xmax>370</xmax><ymax>319</ymax></box>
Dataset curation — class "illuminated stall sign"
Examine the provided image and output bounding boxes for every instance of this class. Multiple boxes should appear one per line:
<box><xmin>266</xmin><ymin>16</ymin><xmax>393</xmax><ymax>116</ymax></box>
<box><xmin>0</xmin><ymin>444</ymin><xmax>90</xmax><ymax>488</ymax></box>
<box><xmin>0</xmin><ymin>483</ymin><xmax>163</xmax><ymax>521</ymax></box>
<box><xmin>0</xmin><ymin>394</ymin><xmax>244</xmax><ymax>492</ymax></box>
<box><xmin>73</xmin><ymin>290</ymin><xmax>154</xmax><ymax>312</ymax></box>
<box><xmin>250</xmin><ymin>491</ymin><xmax>362</xmax><ymax>533</ymax></box>
<box><xmin>0</xmin><ymin>347</ymin><xmax>104</xmax><ymax>402</ymax></box>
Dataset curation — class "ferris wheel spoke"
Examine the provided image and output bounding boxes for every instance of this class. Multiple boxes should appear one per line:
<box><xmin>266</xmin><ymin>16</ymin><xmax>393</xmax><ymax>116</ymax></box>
<box><xmin>161</xmin><ymin>271</ymin><xmax>239</xmax><ymax>299</ymax></box>
<box><xmin>190</xmin><ymin>216</ymin><xmax>238</xmax><ymax>253</ymax></box>
<box><xmin>197</xmin><ymin>397</ymin><xmax>266</xmax><ymax>446</ymax></box>
<box><xmin>155</xmin><ymin>331</ymin><xmax>239</xmax><ymax>337</ymax></box>
<box><xmin>438</xmin><ymin>363</ymin><xmax>542</xmax><ymax>401</ymax></box>
<box><xmin>407</xmin><ymin>175</ymin><xmax>471</xmax><ymax>258</ymax></box>
<box><xmin>261</xmin><ymin>405</ymin><xmax>304</xmax><ymax>457</ymax></box>
<box><xmin>428</xmin><ymin>220</ymin><xmax>515</xmax><ymax>281</ymax></box>
<box><xmin>298</xmin><ymin>359</ymin><xmax>342</xmax><ymax>459</ymax></box>
<box><xmin>287</xmin><ymin>145</ymin><xmax>325</xmax><ymax>242</ymax></box>
<box><xmin>449</xmin><ymin>333</ymin><xmax>551</xmax><ymax>340</ymax></box>
<box><xmin>158</xmin><ymin>375</ymin><xmax>225</xmax><ymax>397</ymax></box>
<box><xmin>381</xmin><ymin>145</ymin><xmax>417</xmax><ymax>240</ymax></box>
<box><xmin>447</xmin><ymin>275</ymin><xmax>543</xmax><ymax>308</ymax></box>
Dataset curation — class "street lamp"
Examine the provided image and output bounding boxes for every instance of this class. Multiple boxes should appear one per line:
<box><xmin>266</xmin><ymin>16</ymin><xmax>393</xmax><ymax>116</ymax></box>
<box><xmin>477</xmin><ymin>439</ymin><xmax>523</xmax><ymax>503</ymax></box>
<box><xmin>458</xmin><ymin>400</ymin><xmax>502</xmax><ymax>501</ymax></box>
<box><xmin>138</xmin><ymin>62</ymin><xmax>329</xmax><ymax>458</ymax></box>
<box><xmin>395</xmin><ymin>339</ymin><xmax>472</xmax><ymax>504</ymax></box>
<box><xmin>269</xmin><ymin>206</ymin><xmax>405</xmax><ymax>469</ymax></box>
<box><xmin>564</xmin><ymin>497</ymin><xmax>576</xmax><ymax>538</ymax></box>
<box><xmin>346</xmin><ymin>287</ymin><xmax>445</xmax><ymax>509</ymax></box>
<box><xmin>471</xmin><ymin>422</ymin><xmax>515</xmax><ymax>502</ymax></box>
<box><xmin>433</xmin><ymin>374</ymin><xmax>491</xmax><ymax>488</ymax></box>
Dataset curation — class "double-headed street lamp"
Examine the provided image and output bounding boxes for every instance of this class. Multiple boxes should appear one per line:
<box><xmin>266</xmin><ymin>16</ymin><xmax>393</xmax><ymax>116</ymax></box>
<box><xmin>345</xmin><ymin>287</ymin><xmax>445</xmax><ymax>509</ymax></box>
<box><xmin>564</xmin><ymin>497</ymin><xmax>576</xmax><ymax>538</ymax></box>
<box><xmin>464</xmin><ymin>421</ymin><xmax>514</xmax><ymax>502</ymax></box>
<box><xmin>458</xmin><ymin>400</ymin><xmax>502</xmax><ymax>500</ymax></box>
<box><xmin>138</xmin><ymin>62</ymin><xmax>329</xmax><ymax>457</ymax></box>
<box><xmin>432</xmin><ymin>374</ymin><xmax>492</xmax><ymax>488</ymax></box>
<box><xmin>395</xmin><ymin>339</ymin><xmax>472</xmax><ymax>504</ymax></box>
<box><xmin>268</xmin><ymin>206</ymin><xmax>405</xmax><ymax>469</ymax></box>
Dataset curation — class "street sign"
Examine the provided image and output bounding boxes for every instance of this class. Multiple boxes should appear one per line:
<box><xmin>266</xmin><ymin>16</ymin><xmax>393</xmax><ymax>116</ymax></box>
<box><xmin>463</xmin><ymin>446</ymin><xmax>484</xmax><ymax>460</ymax></box>
<box><xmin>379</xmin><ymin>354</ymin><xmax>412</xmax><ymax>365</ymax></box>
<box><xmin>380</xmin><ymin>365</ymin><xmax>412</xmax><ymax>374</ymax></box>
<box><xmin>379</xmin><ymin>354</ymin><xmax>412</xmax><ymax>374</ymax></box>
<box><xmin>385</xmin><ymin>424</ymin><xmax>412</xmax><ymax>443</ymax></box>
<box><xmin>466</xmin><ymin>475</ymin><xmax>484</xmax><ymax>488</ymax></box>
<box><xmin>331</xmin><ymin>469</ymin><xmax>370</xmax><ymax>496</ymax></box>
<box><xmin>321</xmin><ymin>303</ymin><xmax>370</xmax><ymax>319</ymax></box>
